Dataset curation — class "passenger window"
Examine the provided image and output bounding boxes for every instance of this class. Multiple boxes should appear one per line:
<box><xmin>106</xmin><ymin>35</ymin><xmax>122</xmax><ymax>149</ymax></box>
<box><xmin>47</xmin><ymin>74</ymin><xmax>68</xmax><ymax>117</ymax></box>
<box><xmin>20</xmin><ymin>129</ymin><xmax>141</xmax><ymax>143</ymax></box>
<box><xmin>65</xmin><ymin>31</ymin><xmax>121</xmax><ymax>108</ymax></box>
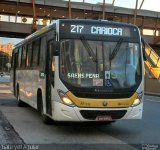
<box><xmin>39</xmin><ymin>36</ymin><xmax>46</xmax><ymax>70</ymax></box>
<box><xmin>15</xmin><ymin>52</ymin><xmax>19</xmax><ymax>68</ymax></box>
<box><xmin>32</xmin><ymin>39</ymin><xmax>41</xmax><ymax>67</ymax></box>
<box><xmin>18</xmin><ymin>47</ymin><xmax>22</xmax><ymax>68</ymax></box>
<box><xmin>21</xmin><ymin>46</ymin><xmax>27</xmax><ymax>68</ymax></box>
<box><xmin>26</xmin><ymin>43</ymin><xmax>32</xmax><ymax>67</ymax></box>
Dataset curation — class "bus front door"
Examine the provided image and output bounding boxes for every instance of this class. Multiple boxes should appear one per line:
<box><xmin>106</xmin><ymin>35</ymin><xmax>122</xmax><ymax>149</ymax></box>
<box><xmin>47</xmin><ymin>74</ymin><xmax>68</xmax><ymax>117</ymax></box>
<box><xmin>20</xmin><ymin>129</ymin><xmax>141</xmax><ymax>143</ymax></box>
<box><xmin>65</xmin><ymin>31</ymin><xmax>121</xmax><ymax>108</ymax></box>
<box><xmin>13</xmin><ymin>53</ymin><xmax>18</xmax><ymax>96</ymax></box>
<box><xmin>46</xmin><ymin>40</ymin><xmax>54</xmax><ymax>116</ymax></box>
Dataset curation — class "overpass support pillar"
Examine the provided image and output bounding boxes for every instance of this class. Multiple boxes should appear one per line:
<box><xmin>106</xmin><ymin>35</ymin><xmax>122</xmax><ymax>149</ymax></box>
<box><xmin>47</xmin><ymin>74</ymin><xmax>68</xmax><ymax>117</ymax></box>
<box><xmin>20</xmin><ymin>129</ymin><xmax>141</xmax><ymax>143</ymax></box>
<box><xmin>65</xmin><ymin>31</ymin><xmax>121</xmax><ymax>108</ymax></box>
<box><xmin>32</xmin><ymin>0</ymin><xmax>37</xmax><ymax>32</ymax></box>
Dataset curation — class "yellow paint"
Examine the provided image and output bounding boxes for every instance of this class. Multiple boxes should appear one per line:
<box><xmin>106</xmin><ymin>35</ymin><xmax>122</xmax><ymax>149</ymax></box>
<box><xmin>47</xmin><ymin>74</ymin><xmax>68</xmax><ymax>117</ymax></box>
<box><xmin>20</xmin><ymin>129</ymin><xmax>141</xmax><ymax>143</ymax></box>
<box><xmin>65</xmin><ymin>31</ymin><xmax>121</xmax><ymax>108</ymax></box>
<box><xmin>150</xmin><ymin>68</ymin><xmax>160</xmax><ymax>78</ymax></box>
<box><xmin>66</xmin><ymin>91</ymin><xmax>138</xmax><ymax>108</ymax></box>
<box><xmin>145</xmin><ymin>61</ymin><xmax>160</xmax><ymax>79</ymax></box>
<box><xmin>145</xmin><ymin>47</ymin><xmax>160</xmax><ymax>67</ymax></box>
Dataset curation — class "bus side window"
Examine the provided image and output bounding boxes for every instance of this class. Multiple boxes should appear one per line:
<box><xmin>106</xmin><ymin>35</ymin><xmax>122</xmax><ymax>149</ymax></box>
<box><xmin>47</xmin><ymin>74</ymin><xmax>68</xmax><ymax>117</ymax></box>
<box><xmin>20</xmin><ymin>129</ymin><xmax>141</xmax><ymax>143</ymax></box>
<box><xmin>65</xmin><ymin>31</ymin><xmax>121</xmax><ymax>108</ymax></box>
<box><xmin>11</xmin><ymin>51</ymin><xmax>18</xmax><ymax>71</ymax></box>
<box><xmin>39</xmin><ymin>36</ymin><xmax>46</xmax><ymax>70</ymax></box>
<box><xmin>32</xmin><ymin>38</ymin><xmax>41</xmax><ymax>67</ymax></box>
<box><xmin>11</xmin><ymin>52</ymin><xmax>14</xmax><ymax>68</ymax></box>
<box><xmin>18</xmin><ymin>47</ymin><xmax>22</xmax><ymax>68</ymax></box>
<box><xmin>21</xmin><ymin>45</ymin><xmax>27</xmax><ymax>68</ymax></box>
<box><xmin>12</xmin><ymin>49</ymin><xmax>17</xmax><ymax>68</ymax></box>
<box><xmin>16</xmin><ymin>51</ymin><xmax>19</xmax><ymax>68</ymax></box>
<box><xmin>26</xmin><ymin>43</ymin><xmax>33</xmax><ymax>67</ymax></box>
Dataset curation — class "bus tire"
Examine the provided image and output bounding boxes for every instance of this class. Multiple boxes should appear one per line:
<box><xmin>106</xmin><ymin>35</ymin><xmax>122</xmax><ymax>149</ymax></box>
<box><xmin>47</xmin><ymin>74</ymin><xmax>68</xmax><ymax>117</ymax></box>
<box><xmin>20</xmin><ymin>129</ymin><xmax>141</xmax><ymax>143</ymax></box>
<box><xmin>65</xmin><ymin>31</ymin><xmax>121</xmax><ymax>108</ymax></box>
<box><xmin>16</xmin><ymin>84</ymin><xmax>26</xmax><ymax>107</ymax></box>
<box><xmin>39</xmin><ymin>95</ymin><xmax>53</xmax><ymax>125</ymax></box>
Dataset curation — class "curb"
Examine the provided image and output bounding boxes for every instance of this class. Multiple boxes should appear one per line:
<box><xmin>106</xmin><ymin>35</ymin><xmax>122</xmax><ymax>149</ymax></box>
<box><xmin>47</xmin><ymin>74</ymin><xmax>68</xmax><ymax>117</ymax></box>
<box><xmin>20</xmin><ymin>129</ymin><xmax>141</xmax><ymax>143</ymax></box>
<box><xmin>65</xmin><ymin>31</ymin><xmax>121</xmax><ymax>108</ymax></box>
<box><xmin>145</xmin><ymin>92</ymin><xmax>160</xmax><ymax>97</ymax></box>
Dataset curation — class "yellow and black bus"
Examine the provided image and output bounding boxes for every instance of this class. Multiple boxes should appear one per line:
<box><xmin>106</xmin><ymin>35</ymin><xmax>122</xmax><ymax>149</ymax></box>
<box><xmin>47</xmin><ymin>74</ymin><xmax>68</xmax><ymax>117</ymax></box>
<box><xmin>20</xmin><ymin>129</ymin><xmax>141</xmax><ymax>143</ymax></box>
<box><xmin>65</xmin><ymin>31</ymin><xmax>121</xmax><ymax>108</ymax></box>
<box><xmin>11</xmin><ymin>19</ymin><xmax>144</xmax><ymax>124</ymax></box>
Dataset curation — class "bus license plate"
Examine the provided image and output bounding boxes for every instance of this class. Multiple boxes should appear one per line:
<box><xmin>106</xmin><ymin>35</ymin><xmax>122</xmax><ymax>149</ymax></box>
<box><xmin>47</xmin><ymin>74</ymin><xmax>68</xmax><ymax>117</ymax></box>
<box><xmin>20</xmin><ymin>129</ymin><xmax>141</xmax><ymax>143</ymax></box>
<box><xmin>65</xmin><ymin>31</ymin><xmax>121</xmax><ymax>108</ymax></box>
<box><xmin>96</xmin><ymin>115</ymin><xmax>112</xmax><ymax>121</ymax></box>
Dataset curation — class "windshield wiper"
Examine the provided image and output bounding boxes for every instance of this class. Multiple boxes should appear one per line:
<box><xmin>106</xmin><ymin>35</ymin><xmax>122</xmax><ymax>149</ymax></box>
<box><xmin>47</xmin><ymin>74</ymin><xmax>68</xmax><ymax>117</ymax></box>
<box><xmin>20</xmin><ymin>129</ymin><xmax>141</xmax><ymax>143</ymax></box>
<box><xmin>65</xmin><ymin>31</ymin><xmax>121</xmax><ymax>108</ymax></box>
<box><xmin>109</xmin><ymin>38</ymin><xmax>123</xmax><ymax>60</ymax></box>
<box><xmin>80</xmin><ymin>36</ymin><xmax>97</xmax><ymax>63</ymax></box>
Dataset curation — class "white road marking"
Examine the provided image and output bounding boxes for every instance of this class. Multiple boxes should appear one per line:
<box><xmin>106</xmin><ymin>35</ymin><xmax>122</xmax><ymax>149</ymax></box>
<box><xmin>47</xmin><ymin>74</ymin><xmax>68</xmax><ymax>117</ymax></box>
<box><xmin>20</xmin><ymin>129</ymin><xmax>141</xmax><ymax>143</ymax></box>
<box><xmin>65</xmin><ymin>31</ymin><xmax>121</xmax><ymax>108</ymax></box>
<box><xmin>0</xmin><ymin>90</ymin><xmax>12</xmax><ymax>94</ymax></box>
<box><xmin>0</xmin><ymin>84</ymin><xmax>10</xmax><ymax>88</ymax></box>
<box><xmin>0</xmin><ymin>84</ymin><xmax>11</xmax><ymax>93</ymax></box>
<box><xmin>145</xmin><ymin>99</ymin><xmax>160</xmax><ymax>103</ymax></box>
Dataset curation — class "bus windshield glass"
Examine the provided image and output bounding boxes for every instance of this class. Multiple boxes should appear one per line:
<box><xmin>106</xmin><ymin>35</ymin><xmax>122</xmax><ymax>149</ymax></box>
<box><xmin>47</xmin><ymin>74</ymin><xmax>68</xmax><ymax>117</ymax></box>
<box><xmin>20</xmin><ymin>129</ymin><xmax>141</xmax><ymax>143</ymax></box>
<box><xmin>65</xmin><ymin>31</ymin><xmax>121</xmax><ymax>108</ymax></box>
<box><xmin>60</xmin><ymin>39</ymin><xmax>141</xmax><ymax>89</ymax></box>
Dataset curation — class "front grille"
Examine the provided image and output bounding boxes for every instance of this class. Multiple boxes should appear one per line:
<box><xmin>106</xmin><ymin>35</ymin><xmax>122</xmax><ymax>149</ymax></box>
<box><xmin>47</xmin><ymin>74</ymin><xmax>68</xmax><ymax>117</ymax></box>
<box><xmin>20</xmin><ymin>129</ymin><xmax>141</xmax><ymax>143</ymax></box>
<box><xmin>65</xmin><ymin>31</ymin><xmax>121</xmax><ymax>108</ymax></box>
<box><xmin>72</xmin><ymin>91</ymin><xmax>133</xmax><ymax>99</ymax></box>
<box><xmin>80</xmin><ymin>110</ymin><xmax>127</xmax><ymax>120</ymax></box>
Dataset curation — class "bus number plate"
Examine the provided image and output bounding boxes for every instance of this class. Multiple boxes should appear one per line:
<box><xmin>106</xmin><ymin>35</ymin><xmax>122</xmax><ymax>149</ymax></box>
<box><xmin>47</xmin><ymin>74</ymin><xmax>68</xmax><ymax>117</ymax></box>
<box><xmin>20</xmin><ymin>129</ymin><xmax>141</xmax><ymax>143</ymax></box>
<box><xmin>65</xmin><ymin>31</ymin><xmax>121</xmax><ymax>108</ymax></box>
<box><xmin>96</xmin><ymin>115</ymin><xmax>112</xmax><ymax>121</ymax></box>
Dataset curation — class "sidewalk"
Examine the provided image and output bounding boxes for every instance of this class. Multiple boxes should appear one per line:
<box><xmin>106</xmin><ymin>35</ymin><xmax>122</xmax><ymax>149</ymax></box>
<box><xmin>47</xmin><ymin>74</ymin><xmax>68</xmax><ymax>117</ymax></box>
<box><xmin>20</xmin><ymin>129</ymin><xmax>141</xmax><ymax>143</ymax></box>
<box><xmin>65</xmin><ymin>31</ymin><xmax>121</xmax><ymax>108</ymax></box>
<box><xmin>145</xmin><ymin>92</ymin><xmax>160</xmax><ymax>97</ymax></box>
<box><xmin>0</xmin><ymin>83</ymin><xmax>12</xmax><ymax>94</ymax></box>
<box><xmin>0</xmin><ymin>75</ymin><xmax>12</xmax><ymax>94</ymax></box>
<box><xmin>0</xmin><ymin>75</ymin><xmax>10</xmax><ymax>83</ymax></box>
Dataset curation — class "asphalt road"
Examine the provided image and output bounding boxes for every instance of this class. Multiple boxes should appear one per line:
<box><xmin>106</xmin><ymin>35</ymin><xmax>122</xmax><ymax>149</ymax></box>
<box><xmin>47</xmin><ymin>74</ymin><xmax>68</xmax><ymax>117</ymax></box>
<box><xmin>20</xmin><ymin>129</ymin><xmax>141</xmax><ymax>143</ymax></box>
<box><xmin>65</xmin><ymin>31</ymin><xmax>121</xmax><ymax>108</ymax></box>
<box><xmin>0</xmin><ymin>82</ymin><xmax>160</xmax><ymax>150</ymax></box>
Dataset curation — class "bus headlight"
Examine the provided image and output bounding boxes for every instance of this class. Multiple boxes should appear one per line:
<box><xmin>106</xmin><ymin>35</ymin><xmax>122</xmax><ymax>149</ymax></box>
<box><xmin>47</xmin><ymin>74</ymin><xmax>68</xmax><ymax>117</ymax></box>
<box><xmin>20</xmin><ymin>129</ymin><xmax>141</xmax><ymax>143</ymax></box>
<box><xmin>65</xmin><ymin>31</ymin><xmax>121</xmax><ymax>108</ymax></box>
<box><xmin>57</xmin><ymin>90</ymin><xmax>75</xmax><ymax>107</ymax></box>
<box><xmin>132</xmin><ymin>98</ymin><xmax>141</xmax><ymax>106</ymax></box>
<box><xmin>131</xmin><ymin>92</ymin><xmax>143</xmax><ymax>107</ymax></box>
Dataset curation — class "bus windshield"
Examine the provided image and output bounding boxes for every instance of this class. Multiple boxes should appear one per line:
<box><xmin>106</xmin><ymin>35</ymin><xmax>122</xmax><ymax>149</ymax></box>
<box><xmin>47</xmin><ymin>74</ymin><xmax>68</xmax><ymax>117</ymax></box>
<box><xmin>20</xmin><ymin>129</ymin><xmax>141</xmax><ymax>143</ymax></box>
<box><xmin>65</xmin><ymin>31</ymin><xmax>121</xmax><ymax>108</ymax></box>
<box><xmin>60</xmin><ymin>39</ymin><xmax>141</xmax><ymax>89</ymax></box>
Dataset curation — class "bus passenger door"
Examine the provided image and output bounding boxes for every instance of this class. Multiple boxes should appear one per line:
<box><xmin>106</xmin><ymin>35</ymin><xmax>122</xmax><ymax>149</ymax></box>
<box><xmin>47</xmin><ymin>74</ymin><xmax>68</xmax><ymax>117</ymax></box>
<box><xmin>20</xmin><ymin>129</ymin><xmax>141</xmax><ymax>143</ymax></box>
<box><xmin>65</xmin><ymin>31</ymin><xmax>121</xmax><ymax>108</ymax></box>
<box><xmin>13</xmin><ymin>53</ymin><xmax>18</xmax><ymax>96</ymax></box>
<box><xmin>46</xmin><ymin>40</ymin><xmax>54</xmax><ymax>115</ymax></box>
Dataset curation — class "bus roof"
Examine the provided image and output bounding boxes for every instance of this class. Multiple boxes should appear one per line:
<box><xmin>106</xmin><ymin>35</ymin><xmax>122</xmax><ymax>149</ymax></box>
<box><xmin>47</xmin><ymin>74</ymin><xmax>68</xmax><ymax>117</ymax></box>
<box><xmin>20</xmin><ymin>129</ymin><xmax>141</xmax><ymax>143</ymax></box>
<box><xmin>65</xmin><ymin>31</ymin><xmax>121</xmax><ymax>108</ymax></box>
<box><xmin>58</xmin><ymin>19</ymin><xmax>137</xmax><ymax>28</ymax></box>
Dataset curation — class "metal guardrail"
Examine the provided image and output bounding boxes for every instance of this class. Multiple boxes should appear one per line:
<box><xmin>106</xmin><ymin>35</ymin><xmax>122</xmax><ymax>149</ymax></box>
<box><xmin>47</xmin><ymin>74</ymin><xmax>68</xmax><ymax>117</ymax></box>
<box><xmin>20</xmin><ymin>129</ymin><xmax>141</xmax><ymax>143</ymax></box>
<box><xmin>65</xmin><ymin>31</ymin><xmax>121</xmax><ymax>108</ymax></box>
<box><xmin>144</xmin><ymin>40</ymin><xmax>160</xmax><ymax>80</ymax></box>
<box><xmin>145</xmin><ymin>41</ymin><xmax>160</xmax><ymax>68</ymax></box>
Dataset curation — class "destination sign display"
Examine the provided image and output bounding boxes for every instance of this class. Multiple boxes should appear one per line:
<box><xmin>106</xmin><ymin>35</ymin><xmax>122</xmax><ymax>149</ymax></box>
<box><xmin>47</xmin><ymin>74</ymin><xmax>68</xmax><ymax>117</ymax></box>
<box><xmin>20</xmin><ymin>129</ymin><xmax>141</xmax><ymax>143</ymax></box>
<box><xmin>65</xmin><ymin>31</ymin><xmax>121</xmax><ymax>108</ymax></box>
<box><xmin>59</xmin><ymin>22</ymin><xmax>137</xmax><ymax>37</ymax></box>
<box><xmin>70</xmin><ymin>25</ymin><xmax>123</xmax><ymax>36</ymax></box>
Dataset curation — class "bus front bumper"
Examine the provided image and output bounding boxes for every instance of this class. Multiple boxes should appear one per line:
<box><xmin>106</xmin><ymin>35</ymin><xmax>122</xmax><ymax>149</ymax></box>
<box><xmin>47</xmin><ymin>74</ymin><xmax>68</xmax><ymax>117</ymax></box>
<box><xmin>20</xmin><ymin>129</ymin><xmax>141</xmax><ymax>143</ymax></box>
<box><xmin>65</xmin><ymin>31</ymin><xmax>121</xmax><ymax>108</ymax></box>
<box><xmin>52</xmin><ymin>101</ymin><xmax>143</xmax><ymax>121</ymax></box>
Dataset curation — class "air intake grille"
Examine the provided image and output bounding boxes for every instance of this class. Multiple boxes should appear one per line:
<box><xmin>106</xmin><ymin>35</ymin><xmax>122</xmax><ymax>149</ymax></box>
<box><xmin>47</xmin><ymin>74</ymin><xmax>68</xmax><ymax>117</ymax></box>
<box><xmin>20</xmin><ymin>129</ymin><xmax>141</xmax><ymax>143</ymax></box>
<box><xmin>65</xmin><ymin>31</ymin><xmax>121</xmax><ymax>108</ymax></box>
<box><xmin>80</xmin><ymin>110</ymin><xmax>127</xmax><ymax>120</ymax></box>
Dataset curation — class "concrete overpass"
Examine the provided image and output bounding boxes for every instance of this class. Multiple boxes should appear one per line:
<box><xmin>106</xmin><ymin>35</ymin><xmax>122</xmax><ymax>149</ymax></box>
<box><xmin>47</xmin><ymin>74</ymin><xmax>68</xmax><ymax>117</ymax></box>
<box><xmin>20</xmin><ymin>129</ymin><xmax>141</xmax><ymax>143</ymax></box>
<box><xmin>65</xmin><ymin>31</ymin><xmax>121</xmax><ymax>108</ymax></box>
<box><xmin>0</xmin><ymin>0</ymin><xmax>160</xmax><ymax>44</ymax></box>
<box><xmin>0</xmin><ymin>21</ymin><xmax>43</xmax><ymax>38</ymax></box>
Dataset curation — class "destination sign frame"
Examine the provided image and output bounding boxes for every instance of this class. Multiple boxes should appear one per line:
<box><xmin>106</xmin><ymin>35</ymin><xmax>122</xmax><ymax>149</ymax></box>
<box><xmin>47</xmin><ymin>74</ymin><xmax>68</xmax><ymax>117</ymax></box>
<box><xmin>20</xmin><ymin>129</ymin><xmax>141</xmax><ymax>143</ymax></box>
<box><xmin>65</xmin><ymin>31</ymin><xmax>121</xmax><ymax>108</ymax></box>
<box><xmin>59</xmin><ymin>21</ymin><xmax>139</xmax><ymax>38</ymax></box>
